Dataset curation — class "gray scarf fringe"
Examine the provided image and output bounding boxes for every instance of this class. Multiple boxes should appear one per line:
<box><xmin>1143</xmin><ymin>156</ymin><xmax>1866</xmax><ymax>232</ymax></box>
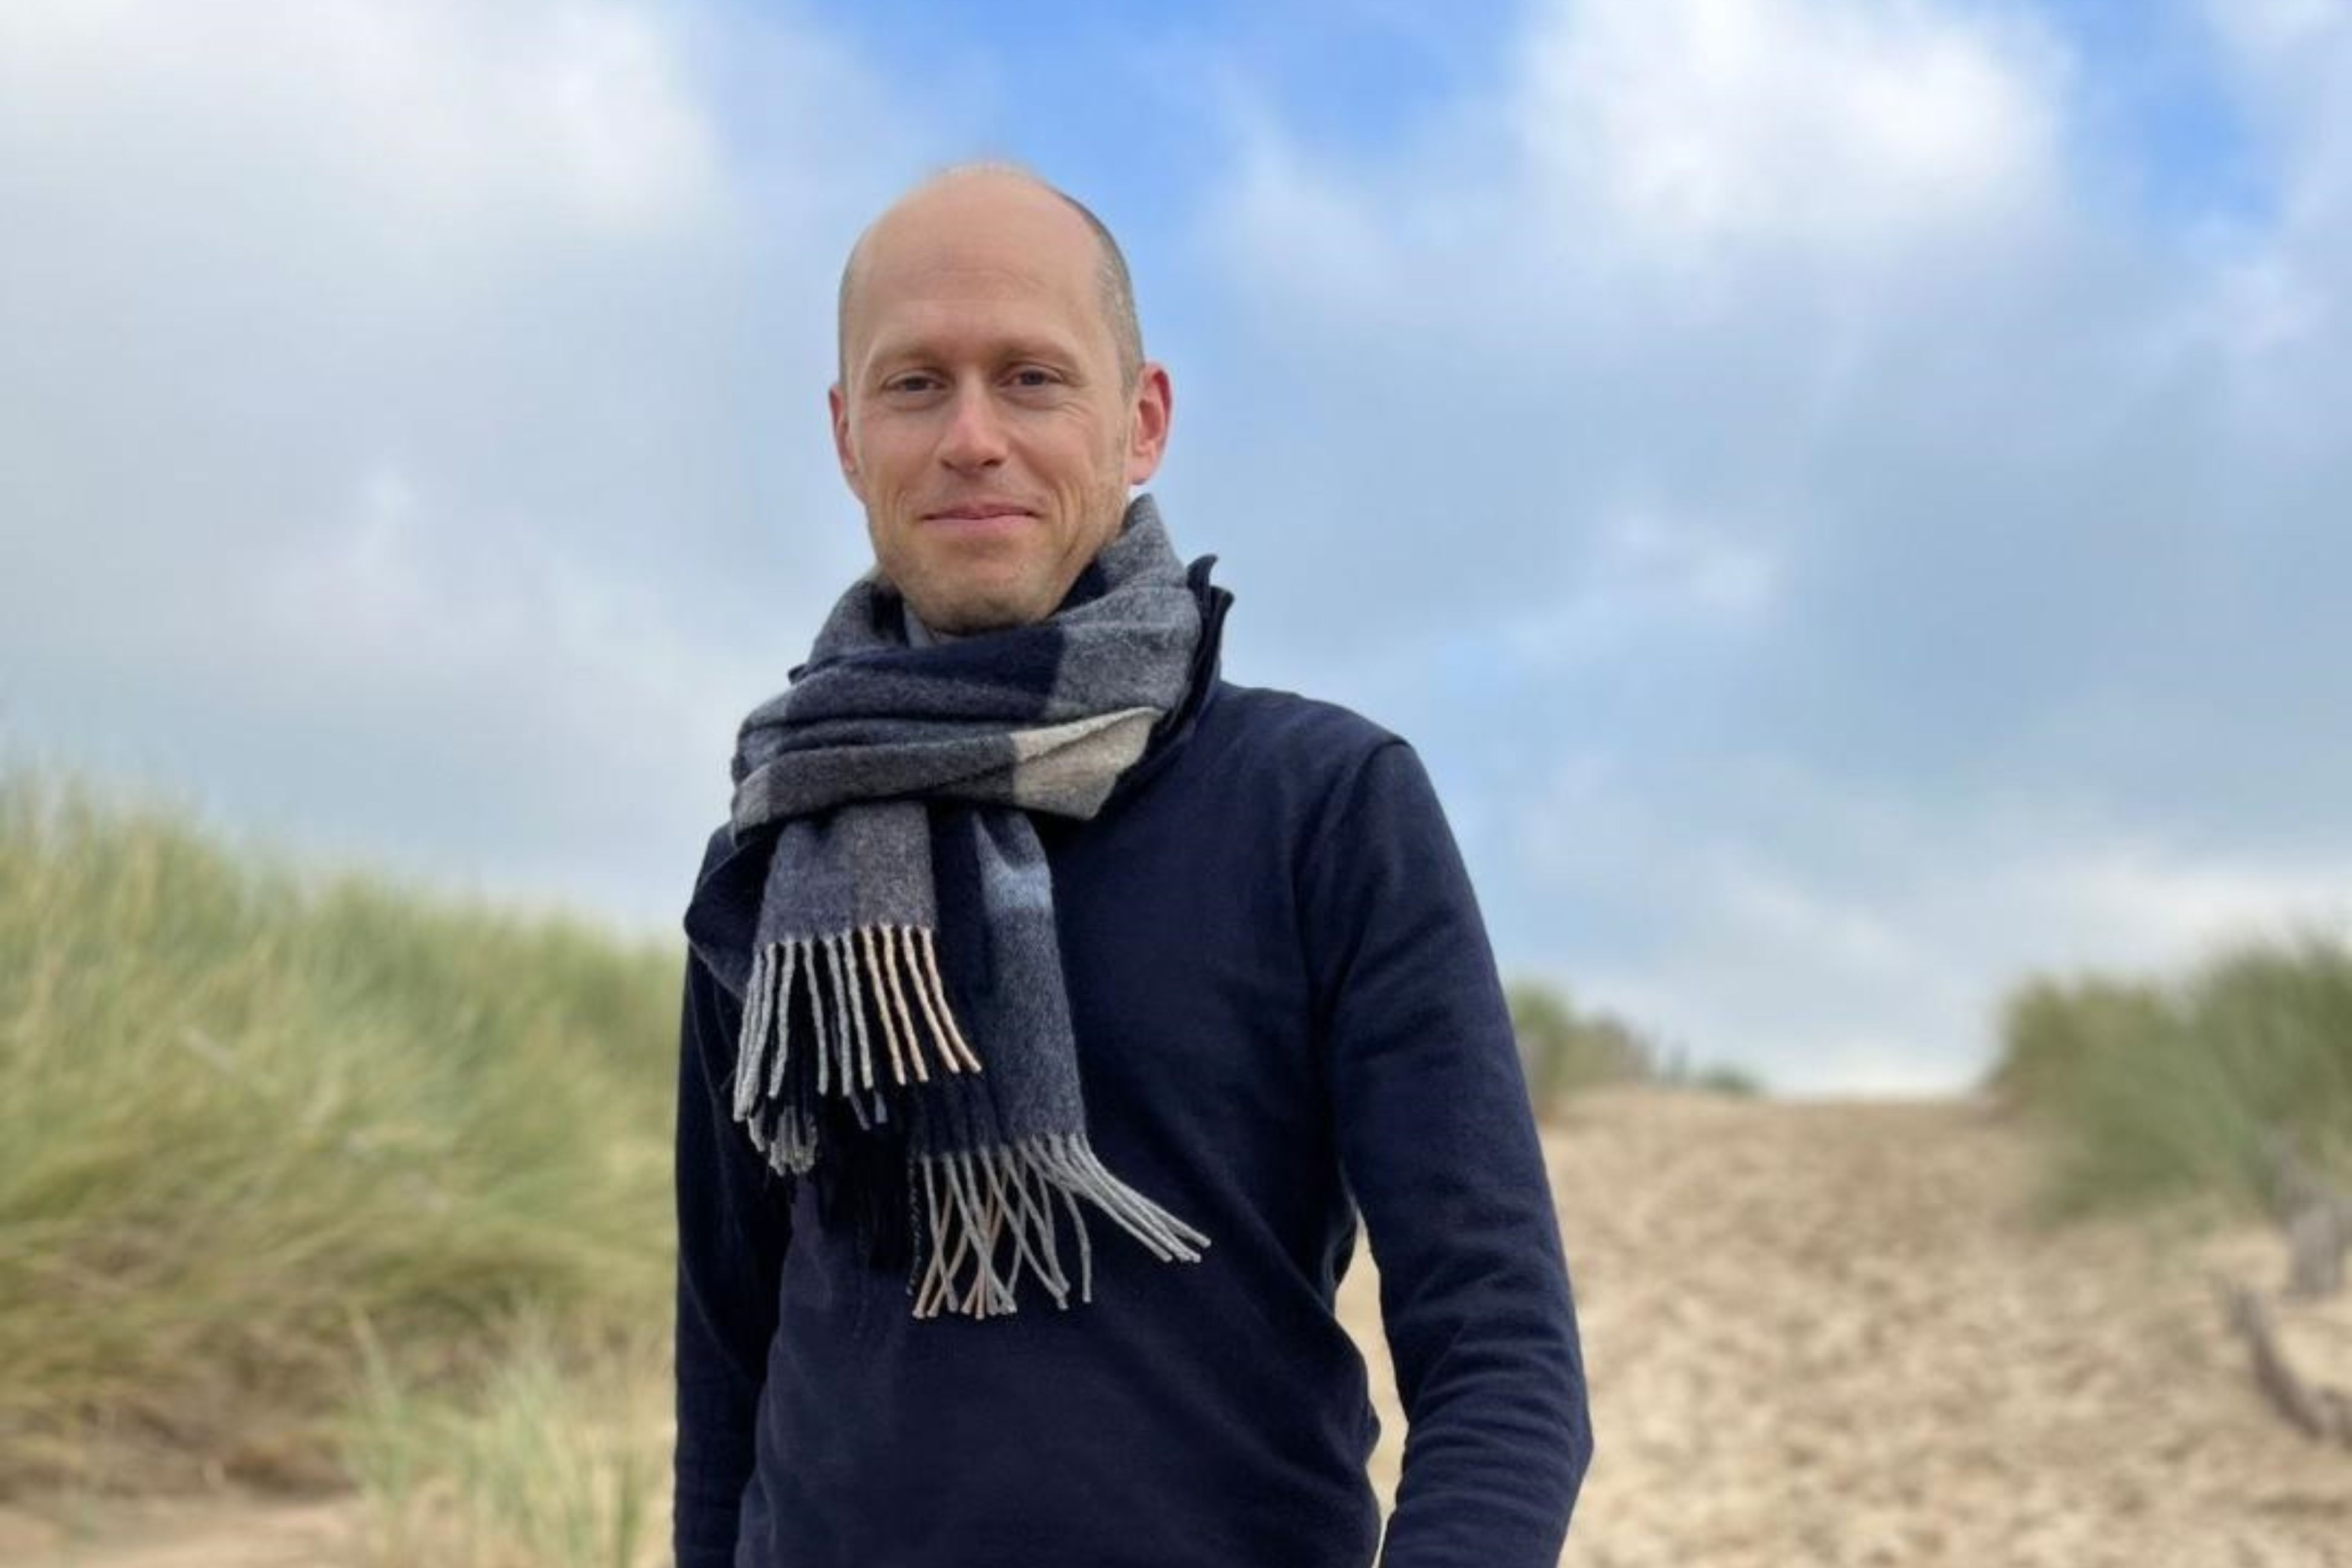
<box><xmin>725</xmin><ymin>495</ymin><xmax>1213</xmax><ymax>1320</ymax></box>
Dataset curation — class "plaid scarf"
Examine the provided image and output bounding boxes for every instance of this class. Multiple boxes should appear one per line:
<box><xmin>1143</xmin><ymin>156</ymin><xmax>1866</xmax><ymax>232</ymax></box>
<box><xmin>719</xmin><ymin>495</ymin><xmax>1212</xmax><ymax>1320</ymax></box>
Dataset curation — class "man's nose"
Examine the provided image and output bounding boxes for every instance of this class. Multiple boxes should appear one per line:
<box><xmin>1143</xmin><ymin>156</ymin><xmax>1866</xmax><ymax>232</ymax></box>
<box><xmin>937</xmin><ymin>383</ymin><xmax>1009</xmax><ymax>471</ymax></box>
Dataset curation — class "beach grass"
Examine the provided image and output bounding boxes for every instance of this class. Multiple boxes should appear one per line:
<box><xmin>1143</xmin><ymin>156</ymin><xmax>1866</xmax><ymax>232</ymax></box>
<box><xmin>0</xmin><ymin>767</ymin><xmax>680</xmax><ymax>1498</ymax></box>
<box><xmin>1987</xmin><ymin>929</ymin><xmax>2352</xmax><ymax>1223</ymax></box>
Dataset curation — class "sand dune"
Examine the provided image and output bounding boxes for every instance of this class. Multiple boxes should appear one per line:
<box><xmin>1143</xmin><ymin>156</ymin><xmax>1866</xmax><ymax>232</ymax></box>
<box><xmin>1342</xmin><ymin>1086</ymin><xmax>2352</xmax><ymax>1567</ymax></box>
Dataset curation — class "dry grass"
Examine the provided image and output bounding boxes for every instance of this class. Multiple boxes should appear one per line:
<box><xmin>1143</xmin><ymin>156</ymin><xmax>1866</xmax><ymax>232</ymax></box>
<box><xmin>0</xmin><ymin>768</ymin><xmax>679</xmax><ymax>1498</ymax></box>
<box><xmin>340</xmin><ymin>1310</ymin><xmax>670</xmax><ymax>1568</ymax></box>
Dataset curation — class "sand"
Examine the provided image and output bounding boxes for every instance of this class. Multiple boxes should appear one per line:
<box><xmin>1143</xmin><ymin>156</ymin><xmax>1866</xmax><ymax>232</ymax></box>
<box><xmin>1333</xmin><ymin>1086</ymin><xmax>2352</xmax><ymax>1567</ymax></box>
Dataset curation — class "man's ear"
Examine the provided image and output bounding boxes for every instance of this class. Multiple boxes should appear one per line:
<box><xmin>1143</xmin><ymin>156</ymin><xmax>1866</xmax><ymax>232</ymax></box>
<box><xmin>829</xmin><ymin>383</ymin><xmax>866</xmax><ymax>503</ymax></box>
<box><xmin>1123</xmin><ymin>362</ymin><xmax>1173</xmax><ymax>485</ymax></box>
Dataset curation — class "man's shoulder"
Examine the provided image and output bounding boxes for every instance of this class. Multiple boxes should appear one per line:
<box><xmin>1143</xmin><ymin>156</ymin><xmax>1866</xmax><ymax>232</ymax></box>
<box><xmin>693</xmin><ymin>821</ymin><xmax>737</xmax><ymax>883</ymax></box>
<box><xmin>1199</xmin><ymin>679</ymin><xmax>1411</xmax><ymax>790</ymax></box>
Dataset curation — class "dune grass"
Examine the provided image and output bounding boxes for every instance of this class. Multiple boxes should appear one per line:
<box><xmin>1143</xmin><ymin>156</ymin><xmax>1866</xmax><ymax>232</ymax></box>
<box><xmin>1508</xmin><ymin>979</ymin><xmax>1764</xmax><ymax>1109</ymax></box>
<box><xmin>341</xmin><ymin>1306</ymin><xmax>671</xmax><ymax>1568</ymax></box>
<box><xmin>1987</xmin><ymin>929</ymin><xmax>2352</xmax><ymax>1224</ymax></box>
<box><xmin>0</xmin><ymin>768</ymin><xmax>682</xmax><ymax>1497</ymax></box>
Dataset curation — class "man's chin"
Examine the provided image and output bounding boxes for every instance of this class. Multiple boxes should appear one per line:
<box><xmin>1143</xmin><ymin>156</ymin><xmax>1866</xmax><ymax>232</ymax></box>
<box><xmin>912</xmin><ymin>589</ymin><xmax>1047</xmax><ymax>636</ymax></box>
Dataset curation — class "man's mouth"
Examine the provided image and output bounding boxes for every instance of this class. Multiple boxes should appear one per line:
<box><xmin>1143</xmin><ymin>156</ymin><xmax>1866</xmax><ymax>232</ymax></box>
<box><xmin>923</xmin><ymin>503</ymin><xmax>1035</xmax><ymax>523</ymax></box>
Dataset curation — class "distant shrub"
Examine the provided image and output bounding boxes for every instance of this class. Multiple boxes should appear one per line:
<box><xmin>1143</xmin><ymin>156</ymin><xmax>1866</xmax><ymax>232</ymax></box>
<box><xmin>1679</xmin><ymin>1062</ymin><xmax>1766</xmax><ymax>1099</ymax></box>
<box><xmin>1985</xmin><ymin>930</ymin><xmax>2352</xmax><ymax>1222</ymax></box>
<box><xmin>1507</xmin><ymin>979</ymin><xmax>1761</xmax><ymax>1111</ymax></box>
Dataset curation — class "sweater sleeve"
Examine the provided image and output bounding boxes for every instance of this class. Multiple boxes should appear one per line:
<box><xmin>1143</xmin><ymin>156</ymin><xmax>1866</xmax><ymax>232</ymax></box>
<box><xmin>671</xmin><ymin>946</ymin><xmax>794</xmax><ymax>1568</ymax></box>
<box><xmin>1307</xmin><ymin>739</ymin><xmax>1593</xmax><ymax>1567</ymax></box>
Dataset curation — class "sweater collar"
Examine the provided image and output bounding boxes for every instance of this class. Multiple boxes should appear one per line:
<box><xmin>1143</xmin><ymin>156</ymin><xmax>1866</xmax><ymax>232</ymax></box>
<box><xmin>1104</xmin><ymin>550</ymin><xmax>1230</xmax><ymax>809</ymax></box>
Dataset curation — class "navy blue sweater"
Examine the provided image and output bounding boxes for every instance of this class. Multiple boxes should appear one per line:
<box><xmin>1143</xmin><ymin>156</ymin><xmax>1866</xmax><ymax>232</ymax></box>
<box><xmin>673</xmin><ymin>569</ymin><xmax>1592</xmax><ymax>1566</ymax></box>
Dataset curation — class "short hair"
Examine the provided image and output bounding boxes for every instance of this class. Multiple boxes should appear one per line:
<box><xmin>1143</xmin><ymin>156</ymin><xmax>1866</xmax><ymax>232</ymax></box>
<box><xmin>836</xmin><ymin>162</ymin><xmax>1145</xmax><ymax>391</ymax></box>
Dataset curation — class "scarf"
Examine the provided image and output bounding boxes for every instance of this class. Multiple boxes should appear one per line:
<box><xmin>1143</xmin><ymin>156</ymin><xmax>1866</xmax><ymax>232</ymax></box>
<box><xmin>720</xmin><ymin>494</ymin><xmax>1214</xmax><ymax>1321</ymax></box>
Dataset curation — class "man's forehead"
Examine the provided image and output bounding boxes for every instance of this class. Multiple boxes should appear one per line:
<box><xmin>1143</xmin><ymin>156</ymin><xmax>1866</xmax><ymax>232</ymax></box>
<box><xmin>860</xmin><ymin>296</ymin><xmax>1088</xmax><ymax>361</ymax></box>
<box><xmin>855</xmin><ymin>186</ymin><xmax>1095</xmax><ymax>295</ymax></box>
<box><xmin>860</xmin><ymin>246</ymin><xmax>1082</xmax><ymax>305</ymax></box>
<box><xmin>836</xmin><ymin>167</ymin><xmax>1131</xmax><ymax>382</ymax></box>
<box><xmin>851</xmin><ymin>249</ymin><xmax>1095</xmax><ymax>339</ymax></box>
<box><xmin>844</xmin><ymin>208</ymin><xmax>1105</xmax><ymax>362</ymax></box>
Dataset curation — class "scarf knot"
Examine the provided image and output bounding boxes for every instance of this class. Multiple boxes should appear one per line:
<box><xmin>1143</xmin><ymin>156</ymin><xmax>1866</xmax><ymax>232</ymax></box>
<box><xmin>720</xmin><ymin>494</ymin><xmax>1215</xmax><ymax>1320</ymax></box>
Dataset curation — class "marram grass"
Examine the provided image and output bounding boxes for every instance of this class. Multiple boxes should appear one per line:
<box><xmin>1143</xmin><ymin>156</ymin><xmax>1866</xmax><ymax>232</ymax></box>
<box><xmin>0</xmin><ymin>768</ymin><xmax>682</xmax><ymax>1493</ymax></box>
<box><xmin>1988</xmin><ymin>928</ymin><xmax>2352</xmax><ymax>1224</ymax></box>
<box><xmin>341</xmin><ymin>1305</ymin><xmax>670</xmax><ymax>1568</ymax></box>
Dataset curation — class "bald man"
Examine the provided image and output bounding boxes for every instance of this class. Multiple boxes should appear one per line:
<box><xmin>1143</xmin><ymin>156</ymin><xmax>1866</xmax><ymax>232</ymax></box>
<box><xmin>674</xmin><ymin>166</ymin><xmax>1591</xmax><ymax>1568</ymax></box>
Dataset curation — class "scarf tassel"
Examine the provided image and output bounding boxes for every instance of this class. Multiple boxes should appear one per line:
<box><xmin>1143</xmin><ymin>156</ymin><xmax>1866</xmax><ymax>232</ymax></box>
<box><xmin>729</xmin><ymin>926</ymin><xmax>1212</xmax><ymax>1319</ymax></box>
<box><xmin>910</xmin><ymin>1132</ymin><xmax>1212</xmax><ymax>1319</ymax></box>
<box><xmin>733</xmin><ymin>923</ymin><xmax>984</xmax><ymax>1174</ymax></box>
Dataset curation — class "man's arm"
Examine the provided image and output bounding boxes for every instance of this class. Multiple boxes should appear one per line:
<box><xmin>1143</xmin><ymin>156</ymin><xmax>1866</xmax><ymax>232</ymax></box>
<box><xmin>1307</xmin><ymin>739</ymin><xmax>1593</xmax><ymax>1568</ymax></box>
<box><xmin>672</xmin><ymin>947</ymin><xmax>793</xmax><ymax>1568</ymax></box>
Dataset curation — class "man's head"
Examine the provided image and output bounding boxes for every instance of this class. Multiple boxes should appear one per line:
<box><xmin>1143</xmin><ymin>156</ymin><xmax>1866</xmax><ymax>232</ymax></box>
<box><xmin>829</xmin><ymin>165</ymin><xmax>1172</xmax><ymax>635</ymax></box>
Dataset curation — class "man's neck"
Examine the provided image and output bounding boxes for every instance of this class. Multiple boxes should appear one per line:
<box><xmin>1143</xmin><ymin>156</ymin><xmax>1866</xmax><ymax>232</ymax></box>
<box><xmin>903</xmin><ymin>604</ymin><xmax>962</xmax><ymax>647</ymax></box>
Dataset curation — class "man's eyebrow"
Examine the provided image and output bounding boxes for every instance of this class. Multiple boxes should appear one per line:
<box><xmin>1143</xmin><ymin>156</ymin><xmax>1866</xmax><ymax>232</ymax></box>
<box><xmin>862</xmin><ymin>333</ymin><xmax>1086</xmax><ymax>374</ymax></box>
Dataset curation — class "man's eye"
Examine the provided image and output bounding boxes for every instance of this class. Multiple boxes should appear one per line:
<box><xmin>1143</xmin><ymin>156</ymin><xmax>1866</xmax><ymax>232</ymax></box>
<box><xmin>1008</xmin><ymin>368</ymin><xmax>1059</xmax><ymax>388</ymax></box>
<box><xmin>884</xmin><ymin>374</ymin><xmax>939</xmax><ymax>395</ymax></box>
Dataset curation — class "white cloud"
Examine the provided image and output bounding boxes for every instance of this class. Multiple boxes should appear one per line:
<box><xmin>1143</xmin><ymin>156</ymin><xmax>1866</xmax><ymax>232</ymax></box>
<box><xmin>1517</xmin><ymin>0</ymin><xmax>2065</xmax><ymax>260</ymax></box>
<box><xmin>0</xmin><ymin>1</ymin><xmax>729</xmax><ymax>257</ymax></box>
<box><xmin>1186</xmin><ymin>0</ymin><xmax>2091</xmax><ymax>670</ymax></box>
<box><xmin>1497</xmin><ymin>508</ymin><xmax>1780</xmax><ymax>670</ymax></box>
<box><xmin>1206</xmin><ymin>0</ymin><xmax>2069</xmax><ymax>328</ymax></box>
<box><xmin>2201</xmin><ymin>0</ymin><xmax>2352</xmax><ymax>344</ymax></box>
<box><xmin>2203</xmin><ymin>0</ymin><xmax>2350</xmax><ymax>60</ymax></box>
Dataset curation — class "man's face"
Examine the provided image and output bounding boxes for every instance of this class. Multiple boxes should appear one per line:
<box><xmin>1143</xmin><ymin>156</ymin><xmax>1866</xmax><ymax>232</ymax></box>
<box><xmin>829</xmin><ymin>178</ymin><xmax>1171</xmax><ymax>635</ymax></box>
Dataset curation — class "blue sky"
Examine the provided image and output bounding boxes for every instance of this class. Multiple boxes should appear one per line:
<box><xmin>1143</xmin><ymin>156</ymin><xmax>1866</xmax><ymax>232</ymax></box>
<box><xmin>5</xmin><ymin>0</ymin><xmax>2348</xmax><ymax>1094</ymax></box>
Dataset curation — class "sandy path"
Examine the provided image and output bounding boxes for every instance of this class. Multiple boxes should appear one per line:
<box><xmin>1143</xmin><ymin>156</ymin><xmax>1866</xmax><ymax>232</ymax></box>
<box><xmin>0</xmin><ymin>1497</ymin><xmax>354</xmax><ymax>1568</ymax></box>
<box><xmin>1338</xmin><ymin>1086</ymin><xmax>2350</xmax><ymax>1567</ymax></box>
<box><xmin>11</xmin><ymin>1088</ymin><xmax>2349</xmax><ymax>1566</ymax></box>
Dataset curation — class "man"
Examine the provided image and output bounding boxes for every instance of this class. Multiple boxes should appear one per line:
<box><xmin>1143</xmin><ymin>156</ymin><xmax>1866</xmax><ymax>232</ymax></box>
<box><xmin>673</xmin><ymin>164</ymin><xmax>1591</xmax><ymax>1568</ymax></box>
